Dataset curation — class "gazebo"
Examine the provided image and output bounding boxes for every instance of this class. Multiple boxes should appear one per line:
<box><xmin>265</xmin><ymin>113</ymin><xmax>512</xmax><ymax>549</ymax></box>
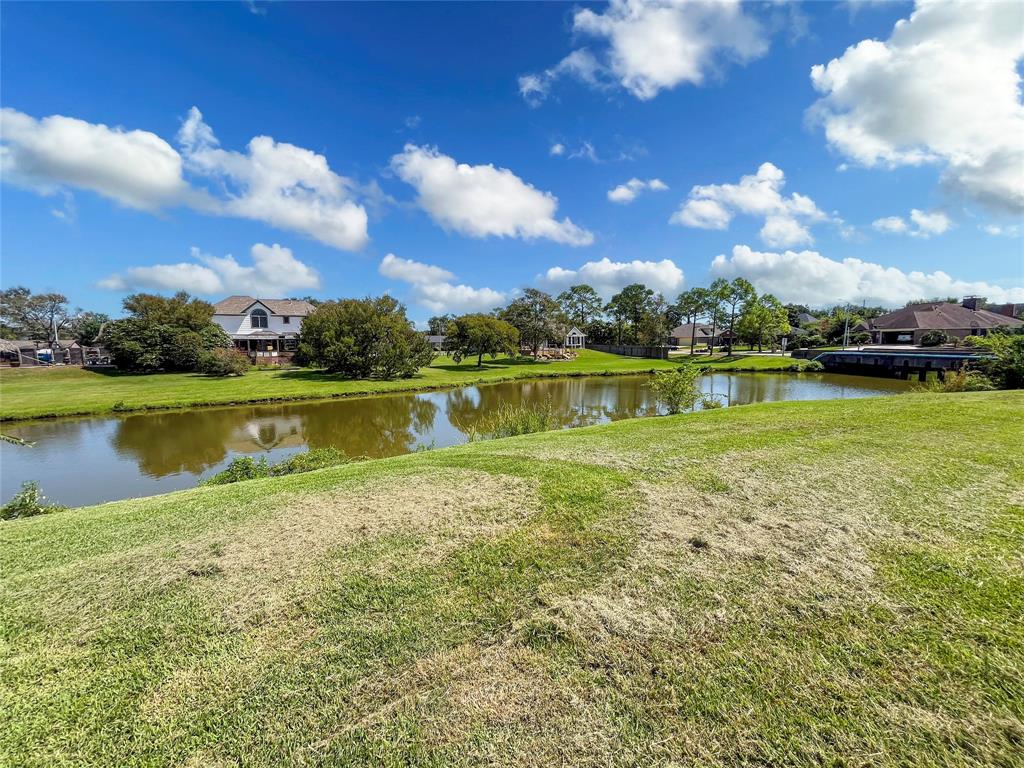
<box><xmin>564</xmin><ymin>327</ymin><xmax>586</xmax><ymax>349</ymax></box>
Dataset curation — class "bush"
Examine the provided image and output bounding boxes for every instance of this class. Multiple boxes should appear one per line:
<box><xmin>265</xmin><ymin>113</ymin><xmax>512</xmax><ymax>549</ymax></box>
<box><xmin>269</xmin><ymin>447</ymin><xmax>354</xmax><ymax>475</ymax></box>
<box><xmin>1</xmin><ymin>481</ymin><xmax>65</xmax><ymax>521</ymax></box>
<box><xmin>201</xmin><ymin>456</ymin><xmax>270</xmax><ymax>485</ymax></box>
<box><xmin>785</xmin><ymin>359</ymin><xmax>825</xmax><ymax>372</ymax></box>
<box><xmin>201</xmin><ymin>448</ymin><xmax>358</xmax><ymax>486</ymax></box>
<box><xmin>463</xmin><ymin>398</ymin><xmax>560</xmax><ymax>441</ymax></box>
<box><xmin>915</xmin><ymin>368</ymin><xmax>995</xmax><ymax>392</ymax></box>
<box><xmin>650</xmin><ymin>365</ymin><xmax>704</xmax><ymax>414</ymax></box>
<box><xmin>803</xmin><ymin>334</ymin><xmax>826</xmax><ymax>348</ymax></box>
<box><xmin>967</xmin><ymin>332</ymin><xmax>1024</xmax><ymax>389</ymax></box>
<box><xmin>920</xmin><ymin>329</ymin><xmax>949</xmax><ymax>347</ymax></box>
<box><xmin>199</xmin><ymin>348</ymin><xmax>251</xmax><ymax>376</ymax></box>
<box><xmin>298</xmin><ymin>296</ymin><xmax>434</xmax><ymax>379</ymax></box>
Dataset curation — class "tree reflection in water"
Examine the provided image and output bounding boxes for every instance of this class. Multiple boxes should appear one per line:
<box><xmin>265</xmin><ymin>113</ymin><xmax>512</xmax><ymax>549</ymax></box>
<box><xmin>294</xmin><ymin>394</ymin><xmax>439</xmax><ymax>457</ymax></box>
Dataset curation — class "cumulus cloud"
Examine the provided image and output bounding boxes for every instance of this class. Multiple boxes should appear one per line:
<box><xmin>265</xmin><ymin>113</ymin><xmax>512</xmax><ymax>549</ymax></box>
<box><xmin>98</xmin><ymin>243</ymin><xmax>321</xmax><ymax>296</ymax></box>
<box><xmin>521</xmin><ymin>0</ymin><xmax>768</xmax><ymax>103</ymax></box>
<box><xmin>378</xmin><ymin>253</ymin><xmax>505</xmax><ymax>313</ymax></box>
<box><xmin>670</xmin><ymin>162</ymin><xmax>828</xmax><ymax>247</ymax></box>
<box><xmin>872</xmin><ymin>209</ymin><xmax>952</xmax><ymax>238</ymax></box>
<box><xmin>177</xmin><ymin>108</ymin><xmax>369</xmax><ymax>250</ymax></box>
<box><xmin>0</xmin><ymin>106</ymin><xmax>370</xmax><ymax>250</ymax></box>
<box><xmin>607</xmin><ymin>177</ymin><xmax>668</xmax><ymax>203</ymax></box>
<box><xmin>709</xmin><ymin>244</ymin><xmax>1024</xmax><ymax>306</ymax></box>
<box><xmin>390</xmin><ymin>144</ymin><xmax>593</xmax><ymax>245</ymax></box>
<box><xmin>538</xmin><ymin>256</ymin><xmax>684</xmax><ymax>298</ymax></box>
<box><xmin>980</xmin><ymin>223</ymin><xmax>1021</xmax><ymax>238</ymax></box>
<box><xmin>549</xmin><ymin>142</ymin><xmax>565</xmax><ymax>156</ymax></box>
<box><xmin>808</xmin><ymin>1</ymin><xmax>1024</xmax><ymax>212</ymax></box>
<box><xmin>0</xmin><ymin>108</ymin><xmax>192</xmax><ymax>210</ymax></box>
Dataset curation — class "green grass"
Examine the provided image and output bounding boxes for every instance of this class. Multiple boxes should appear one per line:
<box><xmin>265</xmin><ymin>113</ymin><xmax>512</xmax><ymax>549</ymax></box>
<box><xmin>2</xmin><ymin>391</ymin><xmax>1022</xmax><ymax>766</ymax></box>
<box><xmin>0</xmin><ymin>350</ymin><xmax>794</xmax><ymax>421</ymax></box>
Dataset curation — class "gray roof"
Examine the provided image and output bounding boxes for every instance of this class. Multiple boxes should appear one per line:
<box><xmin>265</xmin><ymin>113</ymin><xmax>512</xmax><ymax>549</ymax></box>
<box><xmin>869</xmin><ymin>303</ymin><xmax>1024</xmax><ymax>332</ymax></box>
<box><xmin>214</xmin><ymin>295</ymin><xmax>316</xmax><ymax>316</ymax></box>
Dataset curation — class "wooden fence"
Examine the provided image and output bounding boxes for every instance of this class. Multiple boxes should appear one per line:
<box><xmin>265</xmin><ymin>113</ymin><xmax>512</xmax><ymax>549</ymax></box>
<box><xmin>588</xmin><ymin>343</ymin><xmax>669</xmax><ymax>360</ymax></box>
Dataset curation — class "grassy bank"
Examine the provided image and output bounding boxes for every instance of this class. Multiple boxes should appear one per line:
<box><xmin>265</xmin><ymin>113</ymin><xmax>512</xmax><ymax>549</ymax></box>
<box><xmin>0</xmin><ymin>350</ymin><xmax>794</xmax><ymax>421</ymax></box>
<box><xmin>3</xmin><ymin>392</ymin><xmax>1022</xmax><ymax>766</ymax></box>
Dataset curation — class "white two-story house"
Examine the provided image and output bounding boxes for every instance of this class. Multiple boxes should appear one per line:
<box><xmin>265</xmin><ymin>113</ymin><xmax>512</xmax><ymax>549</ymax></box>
<box><xmin>212</xmin><ymin>296</ymin><xmax>316</xmax><ymax>361</ymax></box>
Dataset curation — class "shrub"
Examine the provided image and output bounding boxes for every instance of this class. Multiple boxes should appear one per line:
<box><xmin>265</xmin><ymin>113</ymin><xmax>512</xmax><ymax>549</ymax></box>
<box><xmin>201</xmin><ymin>457</ymin><xmax>270</xmax><ymax>486</ymax></box>
<box><xmin>920</xmin><ymin>329</ymin><xmax>949</xmax><ymax>347</ymax></box>
<box><xmin>803</xmin><ymin>334</ymin><xmax>826</xmax><ymax>348</ymax></box>
<box><xmin>1</xmin><ymin>481</ymin><xmax>65</xmax><ymax>521</ymax></box>
<box><xmin>201</xmin><ymin>448</ymin><xmax>358</xmax><ymax>486</ymax></box>
<box><xmin>299</xmin><ymin>296</ymin><xmax>434</xmax><ymax>379</ymax></box>
<box><xmin>268</xmin><ymin>447</ymin><xmax>354</xmax><ymax>475</ymax></box>
<box><xmin>966</xmin><ymin>332</ymin><xmax>1024</xmax><ymax>389</ymax></box>
<box><xmin>463</xmin><ymin>398</ymin><xmax>560</xmax><ymax>441</ymax></box>
<box><xmin>199</xmin><ymin>348</ymin><xmax>251</xmax><ymax>376</ymax></box>
<box><xmin>915</xmin><ymin>368</ymin><xmax>995</xmax><ymax>393</ymax></box>
<box><xmin>650</xmin><ymin>365</ymin><xmax>704</xmax><ymax>414</ymax></box>
<box><xmin>698</xmin><ymin>394</ymin><xmax>724</xmax><ymax>409</ymax></box>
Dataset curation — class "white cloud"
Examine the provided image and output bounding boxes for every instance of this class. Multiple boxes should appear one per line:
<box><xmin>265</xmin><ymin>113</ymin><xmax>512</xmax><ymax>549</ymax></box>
<box><xmin>549</xmin><ymin>142</ymin><xmax>565</xmax><ymax>156</ymax></box>
<box><xmin>872</xmin><ymin>209</ymin><xmax>952</xmax><ymax>238</ymax></box>
<box><xmin>378</xmin><ymin>254</ymin><xmax>505</xmax><ymax>314</ymax></box>
<box><xmin>0</xmin><ymin>108</ymin><xmax>191</xmax><ymax>210</ymax></box>
<box><xmin>607</xmin><ymin>177</ymin><xmax>669</xmax><ymax>203</ymax></box>
<box><xmin>521</xmin><ymin>0</ymin><xmax>768</xmax><ymax>103</ymax></box>
<box><xmin>569</xmin><ymin>141</ymin><xmax>601</xmax><ymax>163</ymax></box>
<box><xmin>980</xmin><ymin>223</ymin><xmax>1021</xmax><ymax>238</ymax></box>
<box><xmin>390</xmin><ymin>144</ymin><xmax>593</xmax><ymax>246</ymax></box>
<box><xmin>670</xmin><ymin>162</ymin><xmax>828</xmax><ymax>247</ymax></box>
<box><xmin>0</xmin><ymin>106</ymin><xmax>370</xmax><ymax>250</ymax></box>
<box><xmin>98</xmin><ymin>243</ymin><xmax>321</xmax><ymax>296</ymax></box>
<box><xmin>871</xmin><ymin>216</ymin><xmax>908</xmax><ymax>234</ymax></box>
<box><xmin>538</xmin><ymin>256</ymin><xmax>684</xmax><ymax>298</ymax></box>
<box><xmin>178</xmin><ymin>108</ymin><xmax>369</xmax><ymax>250</ymax></box>
<box><xmin>709</xmin><ymin>244</ymin><xmax>1024</xmax><ymax>306</ymax></box>
<box><xmin>809</xmin><ymin>1</ymin><xmax>1024</xmax><ymax>212</ymax></box>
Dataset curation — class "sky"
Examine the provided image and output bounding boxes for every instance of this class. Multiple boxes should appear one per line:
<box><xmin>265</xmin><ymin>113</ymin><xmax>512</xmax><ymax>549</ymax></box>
<box><xmin>1</xmin><ymin>0</ymin><xmax>1022</xmax><ymax>325</ymax></box>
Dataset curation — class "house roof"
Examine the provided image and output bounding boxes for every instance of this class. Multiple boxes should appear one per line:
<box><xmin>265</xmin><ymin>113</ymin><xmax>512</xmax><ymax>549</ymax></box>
<box><xmin>566</xmin><ymin>326</ymin><xmax>586</xmax><ymax>336</ymax></box>
<box><xmin>797</xmin><ymin>312</ymin><xmax>819</xmax><ymax>324</ymax></box>
<box><xmin>869</xmin><ymin>302</ymin><xmax>1023</xmax><ymax>332</ymax></box>
<box><xmin>669</xmin><ymin>323</ymin><xmax>736</xmax><ymax>339</ymax></box>
<box><xmin>213</xmin><ymin>295</ymin><xmax>316</xmax><ymax>316</ymax></box>
<box><xmin>1</xmin><ymin>339</ymin><xmax>81</xmax><ymax>350</ymax></box>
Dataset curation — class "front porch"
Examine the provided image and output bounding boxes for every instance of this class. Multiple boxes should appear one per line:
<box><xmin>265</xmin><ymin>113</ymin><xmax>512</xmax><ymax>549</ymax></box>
<box><xmin>232</xmin><ymin>334</ymin><xmax>299</xmax><ymax>363</ymax></box>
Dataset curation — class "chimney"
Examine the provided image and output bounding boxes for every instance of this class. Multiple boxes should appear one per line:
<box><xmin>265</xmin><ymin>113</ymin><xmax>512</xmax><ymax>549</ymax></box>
<box><xmin>961</xmin><ymin>296</ymin><xmax>984</xmax><ymax>311</ymax></box>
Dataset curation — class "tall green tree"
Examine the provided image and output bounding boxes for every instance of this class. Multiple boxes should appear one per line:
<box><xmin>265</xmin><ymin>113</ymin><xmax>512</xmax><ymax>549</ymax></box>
<box><xmin>557</xmin><ymin>285</ymin><xmax>603</xmax><ymax>329</ymax></box>
<box><xmin>298</xmin><ymin>296</ymin><xmax>433</xmax><ymax>379</ymax></box>
<box><xmin>675</xmin><ymin>287</ymin><xmax>712</xmax><ymax>356</ymax></box>
<box><xmin>427</xmin><ymin>314</ymin><xmax>455</xmax><ymax>335</ymax></box>
<box><xmin>498</xmin><ymin>288</ymin><xmax>565</xmax><ymax>356</ymax></box>
<box><xmin>71</xmin><ymin>312</ymin><xmax>110</xmax><ymax>345</ymax></box>
<box><xmin>605</xmin><ymin>283</ymin><xmax>655</xmax><ymax>344</ymax></box>
<box><xmin>719</xmin><ymin>277</ymin><xmax>756</xmax><ymax>355</ymax></box>
<box><xmin>737</xmin><ymin>294</ymin><xmax>790</xmax><ymax>352</ymax></box>
<box><xmin>706</xmin><ymin>279</ymin><xmax>732</xmax><ymax>356</ymax></box>
<box><xmin>0</xmin><ymin>287</ymin><xmax>77</xmax><ymax>347</ymax></box>
<box><xmin>446</xmin><ymin>314</ymin><xmax>520</xmax><ymax>367</ymax></box>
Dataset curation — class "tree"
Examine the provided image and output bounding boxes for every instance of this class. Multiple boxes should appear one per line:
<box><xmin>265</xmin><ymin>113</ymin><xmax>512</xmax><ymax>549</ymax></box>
<box><xmin>498</xmin><ymin>288</ymin><xmax>565</xmax><ymax>356</ymax></box>
<box><xmin>427</xmin><ymin>314</ymin><xmax>455</xmax><ymax>336</ymax></box>
<box><xmin>737</xmin><ymin>293</ymin><xmax>790</xmax><ymax>352</ymax></box>
<box><xmin>71</xmin><ymin>312</ymin><xmax>109</xmax><ymax>345</ymax></box>
<box><xmin>675</xmin><ymin>287</ymin><xmax>713</xmax><ymax>356</ymax></box>
<box><xmin>650</xmin><ymin>364</ymin><xmax>704</xmax><ymax>414</ymax></box>
<box><xmin>719</xmin><ymin>277</ymin><xmax>755</xmax><ymax>355</ymax></box>
<box><xmin>605</xmin><ymin>283</ymin><xmax>655</xmax><ymax>344</ymax></box>
<box><xmin>121</xmin><ymin>291</ymin><xmax>215</xmax><ymax>330</ymax></box>
<box><xmin>706</xmin><ymin>279</ymin><xmax>732</xmax><ymax>356</ymax></box>
<box><xmin>635</xmin><ymin>293</ymin><xmax>671</xmax><ymax>346</ymax></box>
<box><xmin>446</xmin><ymin>314</ymin><xmax>520</xmax><ymax>367</ymax></box>
<box><xmin>0</xmin><ymin>287</ymin><xmax>76</xmax><ymax>348</ymax></box>
<box><xmin>298</xmin><ymin>296</ymin><xmax>433</xmax><ymax>379</ymax></box>
<box><xmin>557</xmin><ymin>285</ymin><xmax>603</xmax><ymax>329</ymax></box>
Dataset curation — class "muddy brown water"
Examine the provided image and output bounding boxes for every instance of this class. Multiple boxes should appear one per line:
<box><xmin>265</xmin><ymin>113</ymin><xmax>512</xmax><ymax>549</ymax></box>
<box><xmin>1</xmin><ymin>373</ymin><xmax>909</xmax><ymax>507</ymax></box>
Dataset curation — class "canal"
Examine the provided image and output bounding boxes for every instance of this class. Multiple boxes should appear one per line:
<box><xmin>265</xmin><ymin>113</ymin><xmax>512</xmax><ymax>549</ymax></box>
<box><xmin>0</xmin><ymin>372</ymin><xmax>909</xmax><ymax>507</ymax></box>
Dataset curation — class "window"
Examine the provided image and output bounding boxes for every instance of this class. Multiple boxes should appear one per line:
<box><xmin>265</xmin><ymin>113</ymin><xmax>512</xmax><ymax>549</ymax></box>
<box><xmin>283</xmin><ymin>316</ymin><xmax>290</xmax><ymax>324</ymax></box>
<box><xmin>250</xmin><ymin>308</ymin><xmax>268</xmax><ymax>328</ymax></box>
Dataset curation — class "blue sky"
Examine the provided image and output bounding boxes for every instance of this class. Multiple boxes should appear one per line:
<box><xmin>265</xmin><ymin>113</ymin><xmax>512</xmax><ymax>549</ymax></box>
<box><xmin>2</xmin><ymin>0</ymin><xmax>1022</xmax><ymax>322</ymax></box>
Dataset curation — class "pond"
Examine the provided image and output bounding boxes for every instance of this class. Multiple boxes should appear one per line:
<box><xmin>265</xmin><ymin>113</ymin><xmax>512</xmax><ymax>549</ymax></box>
<box><xmin>1</xmin><ymin>372</ymin><xmax>909</xmax><ymax>507</ymax></box>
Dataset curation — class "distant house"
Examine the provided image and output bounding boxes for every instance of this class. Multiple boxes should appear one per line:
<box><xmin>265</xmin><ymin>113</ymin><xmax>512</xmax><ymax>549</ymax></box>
<box><xmin>212</xmin><ymin>295</ymin><xmax>316</xmax><ymax>361</ymax></box>
<box><xmin>564</xmin><ymin>327</ymin><xmax>586</xmax><ymax>349</ymax></box>
<box><xmin>668</xmin><ymin>323</ymin><xmax>736</xmax><ymax>348</ymax></box>
<box><xmin>0</xmin><ymin>339</ymin><xmax>85</xmax><ymax>367</ymax></box>
<box><xmin>425</xmin><ymin>334</ymin><xmax>448</xmax><ymax>351</ymax></box>
<box><xmin>865</xmin><ymin>297</ymin><xmax>1023</xmax><ymax>345</ymax></box>
<box><xmin>796</xmin><ymin>312</ymin><xmax>819</xmax><ymax>326</ymax></box>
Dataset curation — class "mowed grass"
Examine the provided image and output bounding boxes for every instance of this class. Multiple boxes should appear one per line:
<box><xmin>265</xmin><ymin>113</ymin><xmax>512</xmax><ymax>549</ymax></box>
<box><xmin>0</xmin><ymin>350</ymin><xmax>796</xmax><ymax>421</ymax></box>
<box><xmin>2</xmin><ymin>391</ymin><xmax>1022</xmax><ymax>766</ymax></box>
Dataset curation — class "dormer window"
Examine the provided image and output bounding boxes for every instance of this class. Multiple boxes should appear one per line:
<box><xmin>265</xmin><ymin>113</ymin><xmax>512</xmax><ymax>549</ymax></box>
<box><xmin>251</xmin><ymin>308</ymin><xmax>269</xmax><ymax>328</ymax></box>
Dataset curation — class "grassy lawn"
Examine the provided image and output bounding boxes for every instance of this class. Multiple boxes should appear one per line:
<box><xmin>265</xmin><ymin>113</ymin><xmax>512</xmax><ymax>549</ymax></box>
<box><xmin>2</xmin><ymin>391</ymin><xmax>1022</xmax><ymax>766</ymax></box>
<box><xmin>0</xmin><ymin>350</ymin><xmax>794</xmax><ymax>421</ymax></box>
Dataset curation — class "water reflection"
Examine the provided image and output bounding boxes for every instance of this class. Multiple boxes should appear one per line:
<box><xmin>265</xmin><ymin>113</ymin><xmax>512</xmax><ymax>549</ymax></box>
<box><xmin>1</xmin><ymin>373</ymin><xmax>908</xmax><ymax>507</ymax></box>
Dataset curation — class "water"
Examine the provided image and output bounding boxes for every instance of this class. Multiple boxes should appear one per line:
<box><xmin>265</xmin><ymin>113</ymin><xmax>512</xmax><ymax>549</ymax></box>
<box><xmin>1</xmin><ymin>373</ymin><xmax>908</xmax><ymax>507</ymax></box>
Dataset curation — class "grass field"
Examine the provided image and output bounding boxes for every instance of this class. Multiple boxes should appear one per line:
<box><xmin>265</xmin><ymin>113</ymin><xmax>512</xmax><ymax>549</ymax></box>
<box><xmin>2</xmin><ymin>391</ymin><xmax>1022</xmax><ymax>766</ymax></box>
<box><xmin>0</xmin><ymin>350</ymin><xmax>794</xmax><ymax>421</ymax></box>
